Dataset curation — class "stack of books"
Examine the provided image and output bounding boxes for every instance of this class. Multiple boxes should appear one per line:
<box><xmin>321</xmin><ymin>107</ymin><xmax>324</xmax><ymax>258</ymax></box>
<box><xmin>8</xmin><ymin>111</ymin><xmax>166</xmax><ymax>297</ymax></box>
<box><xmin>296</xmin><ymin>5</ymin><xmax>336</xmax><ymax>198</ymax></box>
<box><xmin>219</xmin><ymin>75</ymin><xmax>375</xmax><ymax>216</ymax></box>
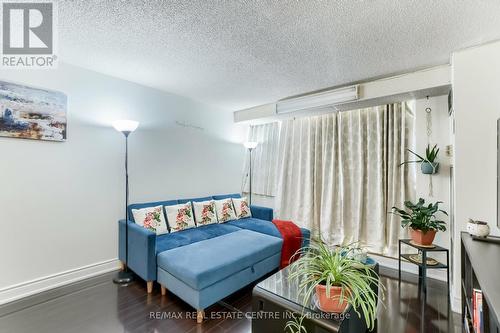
<box><xmin>472</xmin><ymin>288</ymin><xmax>484</xmax><ymax>332</ymax></box>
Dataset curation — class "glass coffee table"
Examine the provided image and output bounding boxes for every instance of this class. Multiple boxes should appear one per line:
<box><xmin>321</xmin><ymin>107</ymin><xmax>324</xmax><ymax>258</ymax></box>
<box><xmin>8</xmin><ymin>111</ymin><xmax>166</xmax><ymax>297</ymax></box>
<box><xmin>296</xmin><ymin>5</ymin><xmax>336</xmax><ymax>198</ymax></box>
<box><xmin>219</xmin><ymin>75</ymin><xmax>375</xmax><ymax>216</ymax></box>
<box><xmin>252</xmin><ymin>262</ymin><xmax>379</xmax><ymax>333</ymax></box>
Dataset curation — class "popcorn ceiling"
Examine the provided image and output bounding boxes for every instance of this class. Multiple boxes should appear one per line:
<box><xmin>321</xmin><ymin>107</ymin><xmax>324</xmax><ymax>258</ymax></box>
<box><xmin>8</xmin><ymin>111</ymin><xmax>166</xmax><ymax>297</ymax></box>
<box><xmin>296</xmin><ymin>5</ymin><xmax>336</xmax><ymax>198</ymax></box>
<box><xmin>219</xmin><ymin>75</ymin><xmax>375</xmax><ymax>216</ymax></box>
<box><xmin>58</xmin><ymin>0</ymin><xmax>500</xmax><ymax>111</ymax></box>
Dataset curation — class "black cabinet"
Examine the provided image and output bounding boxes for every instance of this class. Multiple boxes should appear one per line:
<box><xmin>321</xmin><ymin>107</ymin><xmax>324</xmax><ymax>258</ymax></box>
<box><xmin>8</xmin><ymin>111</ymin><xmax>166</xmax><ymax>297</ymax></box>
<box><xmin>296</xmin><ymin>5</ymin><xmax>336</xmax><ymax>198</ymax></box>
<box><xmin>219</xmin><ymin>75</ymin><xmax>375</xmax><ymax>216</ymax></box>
<box><xmin>461</xmin><ymin>232</ymin><xmax>500</xmax><ymax>333</ymax></box>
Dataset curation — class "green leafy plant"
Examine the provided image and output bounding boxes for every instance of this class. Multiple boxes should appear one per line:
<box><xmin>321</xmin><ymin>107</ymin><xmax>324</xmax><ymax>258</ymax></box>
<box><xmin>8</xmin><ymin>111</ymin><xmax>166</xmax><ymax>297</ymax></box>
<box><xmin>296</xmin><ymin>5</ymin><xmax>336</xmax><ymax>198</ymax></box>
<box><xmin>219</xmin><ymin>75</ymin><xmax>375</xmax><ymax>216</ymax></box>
<box><xmin>400</xmin><ymin>144</ymin><xmax>439</xmax><ymax>166</ymax></box>
<box><xmin>285</xmin><ymin>241</ymin><xmax>381</xmax><ymax>332</ymax></box>
<box><xmin>391</xmin><ymin>198</ymin><xmax>448</xmax><ymax>232</ymax></box>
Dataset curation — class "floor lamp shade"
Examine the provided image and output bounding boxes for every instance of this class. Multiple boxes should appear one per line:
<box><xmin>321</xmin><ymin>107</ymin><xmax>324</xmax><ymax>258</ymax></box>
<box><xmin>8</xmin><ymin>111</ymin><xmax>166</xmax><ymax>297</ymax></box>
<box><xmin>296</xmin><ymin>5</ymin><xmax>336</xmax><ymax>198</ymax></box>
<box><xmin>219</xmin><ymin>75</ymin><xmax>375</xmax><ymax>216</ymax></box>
<box><xmin>244</xmin><ymin>141</ymin><xmax>258</xmax><ymax>149</ymax></box>
<box><xmin>113</xmin><ymin>120</ymin><xmax>139</xmax><ymax>135</ymax></box>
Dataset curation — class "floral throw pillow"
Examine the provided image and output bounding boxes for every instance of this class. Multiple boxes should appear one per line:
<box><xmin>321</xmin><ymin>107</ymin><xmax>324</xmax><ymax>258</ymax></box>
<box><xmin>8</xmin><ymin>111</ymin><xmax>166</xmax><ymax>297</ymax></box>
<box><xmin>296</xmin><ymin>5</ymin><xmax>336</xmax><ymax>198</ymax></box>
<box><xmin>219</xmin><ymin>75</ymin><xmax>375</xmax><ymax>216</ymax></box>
<box><xmin>232</xmin><ymin>197</ymin><xmax>252</xmax><ymax>219</ymax></box>
<box><xmin>131</xmin><ymin>206</ymin><xmax>169</xmax><ymax>235</ymax></box>
<box><xmin>193</xmin><ymin>200</ymin><xmax>218</xmax><ymax>226</ymax></box>
<box><xmin>165</xmin><ymin>202</ymin><xmax>196</xmax><ymax>232</ymax></box>
<box><xmin>214</xmin><ymin>199</ymin><xmax>237</xmax><ymax>223</ymax></box>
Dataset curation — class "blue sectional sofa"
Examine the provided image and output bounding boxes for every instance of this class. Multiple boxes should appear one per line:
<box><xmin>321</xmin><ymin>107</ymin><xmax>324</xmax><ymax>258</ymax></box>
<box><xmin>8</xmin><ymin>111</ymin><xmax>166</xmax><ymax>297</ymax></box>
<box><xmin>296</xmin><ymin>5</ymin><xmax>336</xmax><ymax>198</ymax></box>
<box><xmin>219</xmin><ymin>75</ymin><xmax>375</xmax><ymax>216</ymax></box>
<box><xmin>118</xmin><ymin>193</ymin><xmax>310</xmax><ymax>323</ymax></box>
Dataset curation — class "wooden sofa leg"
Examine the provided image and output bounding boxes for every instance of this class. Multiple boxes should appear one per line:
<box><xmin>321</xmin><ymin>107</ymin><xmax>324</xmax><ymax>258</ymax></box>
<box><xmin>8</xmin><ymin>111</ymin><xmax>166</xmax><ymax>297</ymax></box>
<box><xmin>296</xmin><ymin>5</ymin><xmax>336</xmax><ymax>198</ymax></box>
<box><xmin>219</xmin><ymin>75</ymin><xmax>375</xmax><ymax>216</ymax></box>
<box><xmin>119</xmin><ymin>261</ymin><xmax>126</xmax><ymax>271</ymax></box>
<box><xmin>160</xmin><ymin>285</ymin><xmax>166</xmax><ymax>296</ymax></box>
<box><xmin>197</xmin><ymin>310</ymin><xmax>205</xmax><ymax>324</ymax></box>
<box><xmin>147</xmin><ymin>281</ymin><xmax>153</xmax><ymax>294</ymax></box>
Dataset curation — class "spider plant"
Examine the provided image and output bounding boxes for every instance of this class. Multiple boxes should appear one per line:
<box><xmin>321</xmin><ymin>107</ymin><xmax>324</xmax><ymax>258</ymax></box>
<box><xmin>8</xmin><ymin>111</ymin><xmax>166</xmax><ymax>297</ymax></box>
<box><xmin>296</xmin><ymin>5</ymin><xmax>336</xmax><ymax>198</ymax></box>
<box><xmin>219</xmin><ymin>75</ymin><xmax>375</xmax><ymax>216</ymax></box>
<box><xmin>285</xmin><ymin>241</ymin><xmax>381</xmax><ymax>333</ymax></box>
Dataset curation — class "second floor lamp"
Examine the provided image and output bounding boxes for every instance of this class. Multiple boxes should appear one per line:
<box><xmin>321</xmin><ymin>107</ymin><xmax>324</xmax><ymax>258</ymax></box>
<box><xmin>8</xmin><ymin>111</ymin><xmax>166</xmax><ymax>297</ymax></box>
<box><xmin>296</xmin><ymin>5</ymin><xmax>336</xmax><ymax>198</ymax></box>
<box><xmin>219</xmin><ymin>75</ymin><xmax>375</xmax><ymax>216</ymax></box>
<box><xmin>244</xmin><ymin>141</ymin><xmax>258</xmax><ymax>205</ymax></box>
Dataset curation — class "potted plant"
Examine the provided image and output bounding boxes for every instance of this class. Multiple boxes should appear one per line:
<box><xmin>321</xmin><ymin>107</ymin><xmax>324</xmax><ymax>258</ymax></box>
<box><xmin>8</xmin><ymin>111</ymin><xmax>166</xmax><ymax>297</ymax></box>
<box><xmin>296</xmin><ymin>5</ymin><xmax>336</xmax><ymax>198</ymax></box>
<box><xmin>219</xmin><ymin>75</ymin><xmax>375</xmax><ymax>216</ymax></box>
<box><xmin>286</xmin><ymin>241</ymin><xmax>380</xmax><ymax>332</ymax></box>
<box><xmin>391</xmin><ymin>198</ymin><xmax>447</xmax><ymax>246</ymax></box>
<box><xmin>401</xmin><ymin>144</ymin><xmax>440</xmax><ymax>174</ymax></box>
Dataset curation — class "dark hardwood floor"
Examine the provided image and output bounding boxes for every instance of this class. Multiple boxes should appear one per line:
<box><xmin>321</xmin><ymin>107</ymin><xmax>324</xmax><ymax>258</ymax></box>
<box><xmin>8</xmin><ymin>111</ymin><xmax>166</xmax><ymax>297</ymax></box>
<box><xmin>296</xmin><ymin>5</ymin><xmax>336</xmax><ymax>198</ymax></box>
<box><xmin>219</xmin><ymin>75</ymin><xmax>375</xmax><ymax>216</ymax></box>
<box><xmin>0</xmin><ymin>268</ymin><xmax>461</xmax><ymax>333</ymax></box>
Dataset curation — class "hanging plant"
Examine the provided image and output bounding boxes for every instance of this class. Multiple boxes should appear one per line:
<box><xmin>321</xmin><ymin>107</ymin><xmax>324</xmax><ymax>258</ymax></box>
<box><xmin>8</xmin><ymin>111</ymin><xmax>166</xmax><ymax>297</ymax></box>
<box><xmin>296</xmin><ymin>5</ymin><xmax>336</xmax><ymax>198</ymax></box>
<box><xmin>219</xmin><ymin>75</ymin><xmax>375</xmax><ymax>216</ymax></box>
<box><xmin>400</xmin><ymin>144</ymin><xmax>440</xmax><ymax>175</ymax></box>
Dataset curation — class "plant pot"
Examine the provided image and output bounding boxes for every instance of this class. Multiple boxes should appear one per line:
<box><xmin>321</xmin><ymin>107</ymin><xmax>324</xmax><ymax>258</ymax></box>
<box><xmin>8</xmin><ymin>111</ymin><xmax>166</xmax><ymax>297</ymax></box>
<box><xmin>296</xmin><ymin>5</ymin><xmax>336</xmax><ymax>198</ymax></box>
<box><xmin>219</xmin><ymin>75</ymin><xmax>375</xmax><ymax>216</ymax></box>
<box><xmin>315</xmin><ymin>284</ymin><xmax>349</xmax><ymax>313</ymax></box>
<box><xmin>421</xmin><ymin>162</ymin><xmax>439</xmax><ymax>174</ymax></box>
<box><xmin>410</xmin><ymin>228</ymin><xmax>437</xmax><ymax>246</ymax></box>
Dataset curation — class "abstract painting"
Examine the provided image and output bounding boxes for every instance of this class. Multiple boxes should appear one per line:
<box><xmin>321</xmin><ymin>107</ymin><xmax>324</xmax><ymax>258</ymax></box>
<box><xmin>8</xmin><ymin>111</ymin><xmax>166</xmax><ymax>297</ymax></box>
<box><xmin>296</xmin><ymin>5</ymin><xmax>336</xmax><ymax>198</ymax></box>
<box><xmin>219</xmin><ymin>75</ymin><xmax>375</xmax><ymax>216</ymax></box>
<box><xmin>0</xmin><ymin>81</ymin><xmax>67</xmax><ymax>141</ymax></box>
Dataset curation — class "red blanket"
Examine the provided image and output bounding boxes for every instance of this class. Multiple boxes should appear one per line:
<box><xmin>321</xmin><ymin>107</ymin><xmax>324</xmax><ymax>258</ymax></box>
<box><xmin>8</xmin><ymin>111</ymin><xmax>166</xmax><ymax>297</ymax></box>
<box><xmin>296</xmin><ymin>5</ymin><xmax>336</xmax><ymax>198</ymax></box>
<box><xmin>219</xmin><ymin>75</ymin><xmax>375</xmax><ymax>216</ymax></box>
<box><xmin>272</xmin><ymin>219</ymin><xmax>302</xmax><ymax>269</ymax></box>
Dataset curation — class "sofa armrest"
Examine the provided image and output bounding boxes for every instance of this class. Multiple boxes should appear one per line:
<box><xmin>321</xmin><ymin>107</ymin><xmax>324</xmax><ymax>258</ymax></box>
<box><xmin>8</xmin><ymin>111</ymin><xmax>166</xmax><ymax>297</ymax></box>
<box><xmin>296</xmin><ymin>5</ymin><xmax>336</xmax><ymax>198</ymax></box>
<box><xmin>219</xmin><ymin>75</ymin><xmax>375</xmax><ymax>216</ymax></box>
<box><xmin>299</xmin><ymin>227</ymin><xmax>311</xmax><ymax>249</ymax></box>
<box><xmin>118</xmin><ymin>220</ymin><xmax>157</xmax><ymax>281</ymax></box>
<box><xmin>250</xmin><ymin>205</ymin><xmax>273</xmax><ymax>222</ymax></box>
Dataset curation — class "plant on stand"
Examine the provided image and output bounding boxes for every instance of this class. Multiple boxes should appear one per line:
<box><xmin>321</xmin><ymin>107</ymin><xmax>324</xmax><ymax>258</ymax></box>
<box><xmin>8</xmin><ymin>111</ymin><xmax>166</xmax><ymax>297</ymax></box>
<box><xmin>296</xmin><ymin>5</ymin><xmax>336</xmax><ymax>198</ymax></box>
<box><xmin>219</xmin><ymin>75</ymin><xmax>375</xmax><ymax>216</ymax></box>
<box><xmin>391</xmin><ymin>198</ymin><xmax>448</xmax><ymax>246</ymax></box>
<box><xmin>286</xmin><ymin>241</ymin><xmax>381</xmax><ymax>333</ymax></box>
<box><xmin>400</xmin><ymin>144</ymin><xmax>440</xmax><ymax>174</ymax></box>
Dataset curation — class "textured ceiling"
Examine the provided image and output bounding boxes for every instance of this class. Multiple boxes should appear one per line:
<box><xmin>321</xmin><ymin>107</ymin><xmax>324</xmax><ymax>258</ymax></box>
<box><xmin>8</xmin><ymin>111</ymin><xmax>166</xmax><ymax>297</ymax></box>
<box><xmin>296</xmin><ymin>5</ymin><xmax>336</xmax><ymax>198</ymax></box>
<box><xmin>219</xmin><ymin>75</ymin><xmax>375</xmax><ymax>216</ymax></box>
<box><xmin>58</xmin><ymin>0</ymin><xmax>500</xmax><ymax>111</ymax></box>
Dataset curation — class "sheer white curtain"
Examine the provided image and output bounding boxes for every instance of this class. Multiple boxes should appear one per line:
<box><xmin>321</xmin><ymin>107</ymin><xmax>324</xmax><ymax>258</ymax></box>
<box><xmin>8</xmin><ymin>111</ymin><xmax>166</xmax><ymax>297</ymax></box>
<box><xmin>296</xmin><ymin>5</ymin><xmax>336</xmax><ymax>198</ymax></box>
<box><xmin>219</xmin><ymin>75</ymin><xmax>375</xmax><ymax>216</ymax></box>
<box><xmin>274</xmin><ymin>103</ymin><xmax>415</xmax><ymax>256</ymax></box>
<box><xmin>242</xmin><ymin>122</ymin><xmax>280</xmax><ymax>196</ymax></box>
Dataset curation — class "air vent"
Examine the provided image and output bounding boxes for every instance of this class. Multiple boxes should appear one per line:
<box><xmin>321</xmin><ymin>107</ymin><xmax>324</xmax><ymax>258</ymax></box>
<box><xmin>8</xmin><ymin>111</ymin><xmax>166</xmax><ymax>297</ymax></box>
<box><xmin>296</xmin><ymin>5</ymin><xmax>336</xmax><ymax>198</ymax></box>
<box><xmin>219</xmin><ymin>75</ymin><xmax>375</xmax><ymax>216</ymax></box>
<box><xmin>276</xmin><ymin>85</ymin><xmax>359</xmax><ymax>114</ymax></box>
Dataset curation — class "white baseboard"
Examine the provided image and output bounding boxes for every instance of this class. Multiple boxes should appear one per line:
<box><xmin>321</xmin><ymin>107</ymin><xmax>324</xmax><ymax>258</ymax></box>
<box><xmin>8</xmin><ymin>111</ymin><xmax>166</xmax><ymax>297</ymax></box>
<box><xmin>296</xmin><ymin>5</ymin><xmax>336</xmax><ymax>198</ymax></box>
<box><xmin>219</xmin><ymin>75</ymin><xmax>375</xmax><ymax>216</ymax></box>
<box><xmin>0</xmin><ymin>259</ymin><xmax>120</xmax><ymax>305</ymax></box>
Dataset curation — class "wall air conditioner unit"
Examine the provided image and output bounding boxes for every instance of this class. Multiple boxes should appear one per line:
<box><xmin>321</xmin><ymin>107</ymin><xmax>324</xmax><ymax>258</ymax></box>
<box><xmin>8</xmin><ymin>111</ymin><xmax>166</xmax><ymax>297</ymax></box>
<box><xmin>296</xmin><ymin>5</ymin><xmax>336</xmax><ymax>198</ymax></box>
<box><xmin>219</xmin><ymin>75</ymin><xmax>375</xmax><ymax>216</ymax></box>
<box><xmin>276</xmin><ymin>85</ymin><xmax>359</xmax><ymax>114</ymax></box>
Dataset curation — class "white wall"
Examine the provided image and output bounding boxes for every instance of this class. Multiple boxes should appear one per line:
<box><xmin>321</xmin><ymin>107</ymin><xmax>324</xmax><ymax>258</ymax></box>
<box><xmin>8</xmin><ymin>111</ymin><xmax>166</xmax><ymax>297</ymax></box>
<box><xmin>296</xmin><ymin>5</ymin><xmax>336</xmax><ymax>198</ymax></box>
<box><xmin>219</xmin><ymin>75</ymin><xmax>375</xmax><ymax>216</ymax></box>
<box><xmin>451</xmin><ymin>40</ymin><xmax>500</xmax><ymax>310</ymax></box>
<box><xmin>0</xmin><ymin>63</ymin><xmax>246</xmax><ymax>303</ymax></box>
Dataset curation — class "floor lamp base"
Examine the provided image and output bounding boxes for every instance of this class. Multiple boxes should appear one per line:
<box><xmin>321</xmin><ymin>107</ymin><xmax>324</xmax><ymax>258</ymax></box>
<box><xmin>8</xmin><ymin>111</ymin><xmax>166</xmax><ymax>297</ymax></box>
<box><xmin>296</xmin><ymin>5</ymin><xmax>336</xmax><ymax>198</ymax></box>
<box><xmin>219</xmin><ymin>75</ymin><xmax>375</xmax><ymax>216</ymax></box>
<box><xmin>113</xmin><ymin>270</ymin><xmax>134</xmax><ymax>285</ymax></box>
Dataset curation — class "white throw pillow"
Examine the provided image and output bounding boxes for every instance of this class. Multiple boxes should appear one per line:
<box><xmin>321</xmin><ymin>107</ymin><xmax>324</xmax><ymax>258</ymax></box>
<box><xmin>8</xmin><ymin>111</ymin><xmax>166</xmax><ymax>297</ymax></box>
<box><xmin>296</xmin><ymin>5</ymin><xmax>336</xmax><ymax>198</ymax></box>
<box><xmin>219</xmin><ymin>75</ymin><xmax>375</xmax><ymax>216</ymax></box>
<box><xmin>232</xmin><ymin>197</ymin><xmax>252</xmax><ymax>219</ymax></box>
<box><xmin>165</xmin><ymin>202</ymin><xmax>196</xmax><ymax>232</ymax></box>
<box><xmin>214</xmin><ymin>198</ymin><xmax>237</xmax><ymax>223</ymax></box>
<box><xmin>193</xmin><ymin>200</ymin><xmax>218</xmax><ymax>226</ymax></box>
<box><xmin>132</xmin><ymin>205</ymin><xmax>169</xmax><ymax>235</ymax></box>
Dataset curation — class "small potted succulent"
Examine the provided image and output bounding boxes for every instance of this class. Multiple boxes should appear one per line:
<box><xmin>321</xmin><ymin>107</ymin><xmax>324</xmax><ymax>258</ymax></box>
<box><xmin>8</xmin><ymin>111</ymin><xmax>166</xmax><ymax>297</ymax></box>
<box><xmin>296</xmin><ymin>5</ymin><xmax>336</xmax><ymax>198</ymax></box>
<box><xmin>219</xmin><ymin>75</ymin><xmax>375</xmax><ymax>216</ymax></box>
<box><xmin>391</xmin><ymin>198</ymin><xmax>447</xmax><ymax>246</ymax></box>
<box><xmin>286</xmin><ymin>241</ymin><xmax>380</xmax><ymax>332</ymax></box>
<box><xmin>401</xmin><ymin>144</ymin><xmax>440</xmax><ymax>174</ymax></box>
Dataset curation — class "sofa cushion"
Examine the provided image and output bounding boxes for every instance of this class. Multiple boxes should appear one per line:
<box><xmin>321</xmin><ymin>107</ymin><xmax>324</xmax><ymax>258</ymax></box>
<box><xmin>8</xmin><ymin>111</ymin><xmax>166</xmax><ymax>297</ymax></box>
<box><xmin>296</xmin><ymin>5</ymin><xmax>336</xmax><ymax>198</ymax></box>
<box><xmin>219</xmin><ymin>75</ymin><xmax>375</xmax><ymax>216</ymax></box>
<box><xmin>227</xmin><ymin>218</ymin><xmax>282</xmax><ymax>238</ymax></box>
<box><xmin>155</xmin><ymin>223</ymin><xmax>240</xmax><ymax>254</ymax></box>
<box><xmin>214</xmin><ymin>198</ymin><xmax>237</xmax><ymax>223</ymax></box>
<box><xmin>232</xmin><ymin>197</ymin><xmax>252</xmax><ymax>219</ymax></box>
<box><xmin>157</xmin><ymin>230</ymin><xmax>282</xmax><ymax>290</ymax></box>
<box><xmin>192</xmin><ymin>200</ymin><xmax>218</xmax><ymax>226</ymax></box>
<box><xmin>165</xmin><ymin>202</ymin><xmax>196</xmax><ymax>232</ymax></box>
<box><xmin>128</xmin><ymin>200</ymin><xmax>178</xmax><ymax>223</ymax></box>
<box><xmin>131</xmin><ymin>205</ymin><xmax>169</xmax><ymax>235</ymax></box>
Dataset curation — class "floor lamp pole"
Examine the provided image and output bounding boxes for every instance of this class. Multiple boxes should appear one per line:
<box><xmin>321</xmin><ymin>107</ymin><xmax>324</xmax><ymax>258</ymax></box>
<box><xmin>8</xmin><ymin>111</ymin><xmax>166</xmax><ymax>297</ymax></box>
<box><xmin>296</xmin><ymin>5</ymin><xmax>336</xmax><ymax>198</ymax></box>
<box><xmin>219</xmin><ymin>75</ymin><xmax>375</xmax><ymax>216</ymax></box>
<box><xmin>124</xmin><ymin>132</ymin><xmax>129</xmax><ymax>266</ymax></box>
<box><xmin>113</xmin><ymin>130</ymin><xmax>134</xmax><ymax>285</ymax></box>
<box><xmin>248</xmin><ymin>148</ymin><xmax>253</xmax><ymax>206</ymax></box>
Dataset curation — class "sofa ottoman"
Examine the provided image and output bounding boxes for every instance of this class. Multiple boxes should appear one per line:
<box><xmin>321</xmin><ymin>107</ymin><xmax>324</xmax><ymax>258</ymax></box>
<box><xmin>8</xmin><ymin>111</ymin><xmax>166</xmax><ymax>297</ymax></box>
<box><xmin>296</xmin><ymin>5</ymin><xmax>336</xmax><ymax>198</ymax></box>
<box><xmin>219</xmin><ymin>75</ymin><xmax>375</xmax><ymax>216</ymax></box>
<box><xmin>156</xmin><ymin>229</ymin><xmax>283</xmax><ymax>323</ymax></box>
